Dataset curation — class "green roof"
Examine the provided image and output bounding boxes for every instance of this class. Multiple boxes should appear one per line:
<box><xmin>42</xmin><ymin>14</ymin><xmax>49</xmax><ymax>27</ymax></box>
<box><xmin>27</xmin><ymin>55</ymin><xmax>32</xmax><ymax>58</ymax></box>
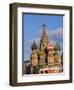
<box><xmin>39</xmin><ymin>50</ymin><xmax>45</xmax><ymax>55</ymax></box>
<box><xmin>54</xmin><ymin>43</ymin><xmax>61</xmax><ymax>50</ymax></box>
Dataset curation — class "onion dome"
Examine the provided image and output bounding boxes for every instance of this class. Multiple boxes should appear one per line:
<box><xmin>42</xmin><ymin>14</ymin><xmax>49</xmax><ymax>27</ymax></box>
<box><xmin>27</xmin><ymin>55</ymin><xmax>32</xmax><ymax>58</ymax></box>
<box><xmin>47</xmin><ymin>42</ymin><xmax>54</xmax><ymax>50</ymax></box>
<box><xmin>54</xmin><ymin>43</ymin><xmax>60</xmax><ymax>50</ymax></box>
<box><xmin>31</xmin><ymin>41</ymin><xmax>38</xmax><ymax>50</ymax></box>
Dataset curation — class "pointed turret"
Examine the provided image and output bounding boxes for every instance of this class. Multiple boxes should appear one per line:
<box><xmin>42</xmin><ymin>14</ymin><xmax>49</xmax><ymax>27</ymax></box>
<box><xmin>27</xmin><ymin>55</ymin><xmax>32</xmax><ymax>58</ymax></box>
<box><xmin>39</xmin><ymin>23</ymin><xmax>48</xmax><ymax>66</ymax></box>
<box><xmin>40</xmin><ymin>24</ymin><xmax>48</xmax><ymax>50</ymax></box>
<box><xmin>43</xmin><ymin>23</ymin><xmax>46</xmax><ymax>32</ymax></box>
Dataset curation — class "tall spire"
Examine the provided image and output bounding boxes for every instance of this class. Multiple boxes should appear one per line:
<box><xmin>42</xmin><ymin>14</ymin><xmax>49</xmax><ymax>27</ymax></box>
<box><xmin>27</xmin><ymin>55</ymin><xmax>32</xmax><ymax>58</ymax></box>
<box><xmin>42</xmin><ymin>23</ymin><xmax>46</xmax><ymax>32</ymax></box>
<box><xmin>42</xmin><ymin>23</ymin><xmax>47</xmax><ymax>38</ymax></box>
<box><xmin>41</xmin><ymin>16</ymin><xmax>48</xmax><ymax>41</ymax></box>
<box><xmin>42</xmin><ymin>16</ymin><xmax>46</xmax><ymax>32</ymax></box>
<box><xmin>40</xmin><ymin>17</ymin><xmax>48</xmax><ymax>50</ymax></box>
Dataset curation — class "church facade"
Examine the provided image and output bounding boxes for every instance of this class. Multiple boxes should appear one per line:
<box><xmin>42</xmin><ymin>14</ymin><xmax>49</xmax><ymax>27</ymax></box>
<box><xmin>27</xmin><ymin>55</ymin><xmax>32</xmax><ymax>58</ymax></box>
<box><xmin>24</xmin><ymin>23</ymin><xmax>63</xmax><ymax>74</ymax></box>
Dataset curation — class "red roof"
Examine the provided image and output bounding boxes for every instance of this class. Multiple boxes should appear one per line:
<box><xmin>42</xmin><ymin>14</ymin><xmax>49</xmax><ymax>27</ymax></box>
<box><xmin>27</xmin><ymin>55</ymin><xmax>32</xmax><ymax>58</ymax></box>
<box><xmin>47</xmin><ymin>42</ymin><xmax>54</xmax><ymax>50</ymax></box>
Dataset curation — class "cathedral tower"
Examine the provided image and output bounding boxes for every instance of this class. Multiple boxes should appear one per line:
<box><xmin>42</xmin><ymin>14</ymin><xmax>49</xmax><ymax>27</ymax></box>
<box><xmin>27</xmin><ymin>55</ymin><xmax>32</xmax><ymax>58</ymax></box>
<box><xmin>39</xmin><ymin>24</ymin><xmax>48</xmax><ymax>66</ymax></box>
<box><xmin>47</xmin><ymin>42</ymin><xmax>54</xmax><ymax>66</ymax></box>
<box><xmin>54</xmin><ymin>43</ymin><xmax>61</xmax><ymax>64</ymax></box>
<box><xmin>40</xmin><ymin>24</ymin><xmax>48</xmax><ymax>50</ymax></box>
<box><xmin>31</xmin><ymin>41</ymin><xmax>38</xmax><ymax>66</ymax></box>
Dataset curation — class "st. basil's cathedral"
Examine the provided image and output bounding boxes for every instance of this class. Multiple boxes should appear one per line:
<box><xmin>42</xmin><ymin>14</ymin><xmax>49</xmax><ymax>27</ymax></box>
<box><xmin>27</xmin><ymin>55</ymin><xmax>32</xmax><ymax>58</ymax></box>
<box><xmin>24</xmin><ymin>23</ymin><xmax>63</xmax><ymax>74</ymax></box>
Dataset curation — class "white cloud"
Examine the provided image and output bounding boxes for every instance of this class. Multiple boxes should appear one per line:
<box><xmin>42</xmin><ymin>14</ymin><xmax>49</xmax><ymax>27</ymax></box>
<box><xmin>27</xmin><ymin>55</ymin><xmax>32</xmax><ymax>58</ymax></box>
<box><xmin>47</xmin><ymin>28</ymin><xmax>63</xmax><ymax>36</ymax></box>
<box><xmin>47</xmin><ymin>28</ymin><xmax>63</xmax><ymax>44</ymax></box>
<box><xmin>27</xmin><ymin>27</ymin><xmax>63</xmax><ymax>47</ymax></box>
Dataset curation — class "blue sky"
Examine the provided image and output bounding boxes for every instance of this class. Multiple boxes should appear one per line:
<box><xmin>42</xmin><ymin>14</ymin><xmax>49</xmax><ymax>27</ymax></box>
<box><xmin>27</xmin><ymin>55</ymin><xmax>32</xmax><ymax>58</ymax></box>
<box><xmin>23</xmin><ymin>14</ymin><xmax>63</xmax><ymax>61</ymax></box>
